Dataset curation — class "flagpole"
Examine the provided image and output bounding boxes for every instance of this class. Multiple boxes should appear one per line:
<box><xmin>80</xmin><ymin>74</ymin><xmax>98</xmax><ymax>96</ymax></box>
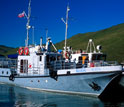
<box><xmin>26</xmin><ymin>0</ymin><xmax>31</xmax><ymax>47</ymax></box>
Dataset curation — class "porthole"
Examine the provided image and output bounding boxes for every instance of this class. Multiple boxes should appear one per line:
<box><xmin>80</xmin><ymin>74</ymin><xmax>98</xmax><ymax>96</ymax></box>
<box><xmin>2</xmin><ymin>71</ymin><xmax>4</xmax><ymax>74</ymax></box>
<box><xmin>38</xmin><ymin>80</ymin><xmax>40</xmax><ymax>82</ymax></box>
<box><xmin>31</xmin><ymin>80</ymin><xmax>33</xmax><ymax>82</ymax></box>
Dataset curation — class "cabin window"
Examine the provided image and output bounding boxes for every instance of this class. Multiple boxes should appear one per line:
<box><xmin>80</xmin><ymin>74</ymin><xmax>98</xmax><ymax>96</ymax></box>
<box><xmin>46</xmin><ymin>54</ymin><xmax>62</xmax><ymax>69</ymax></box>
<box><xmin>6</xmin><ymin>71</ymin><xmax>8</xmax><ymax>74</ymax></box>
<box><xmin>92</xmin><ymin>54</ymin><xmax>106</xmax><ymax>61</ymax></box>
<box><xmin>40</xmin><ymin>56</ymin><xmax>42</xmax><ymax>61</ymax></box>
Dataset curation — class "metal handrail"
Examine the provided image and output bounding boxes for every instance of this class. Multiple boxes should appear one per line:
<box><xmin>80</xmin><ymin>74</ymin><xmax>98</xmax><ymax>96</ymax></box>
<box><xmin>0</xmin><ymin>58</ymin><xmax>120</xmax><ymax>76</ymax></box>
<box><xmin>0</xmin><ymin>58</ymin><xmax>17</xmax><ymax>69</ymax></box>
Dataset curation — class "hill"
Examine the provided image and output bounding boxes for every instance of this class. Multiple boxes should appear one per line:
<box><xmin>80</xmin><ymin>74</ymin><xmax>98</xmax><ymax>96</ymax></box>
<box><xmin>0</xmin><ymin>45</ymin><xmax>15</xmax><ymax>56</ymax></box>
<box><xmin>55</xmin><ymin>23</ymin><xmax>124</xmax><ymax>63</ymax></box>
<box><xmin>1</xmin><ymin>23</ymin><xmax>124</xmax><ymax>63</ymax></box>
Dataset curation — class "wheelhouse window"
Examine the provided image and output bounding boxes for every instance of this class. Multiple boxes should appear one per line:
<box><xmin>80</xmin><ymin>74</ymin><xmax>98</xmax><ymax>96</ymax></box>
<box><xmin>92</xmin><ymin>54</ymin><xmax>106</xmax><ymax>61</ymax></box>
<box><xmin>46</xmin><ymin>54</ymin><xmax>62</xmax><ymax>69</ymax></box>
<box><xmin>46</xmin><ymin>54</ymin><xmax>62</xmax><ymax>62</ymax></box>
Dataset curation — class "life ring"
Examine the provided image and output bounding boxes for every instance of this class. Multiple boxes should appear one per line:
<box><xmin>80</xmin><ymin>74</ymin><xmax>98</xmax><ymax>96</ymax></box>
<box><xmin>24</xmin><ymin>47</ymin><xmax>29</xmax><ymax>55</ymax></box>
<box><xmin>18</xmin><ymin>47</ymin><xmax>23</xmax><ymax>55</ymax></box>
<box><xmin>65</xmin><ymin>52</ymin><xmax>70</xmax><ymax>59</ymax></box>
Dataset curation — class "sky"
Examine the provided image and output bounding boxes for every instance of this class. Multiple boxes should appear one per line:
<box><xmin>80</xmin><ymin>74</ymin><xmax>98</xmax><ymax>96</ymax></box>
<box><xmin>0</xmin><ymin>0</ymin><xmax>124</xmax><ymax>48</ymax></box>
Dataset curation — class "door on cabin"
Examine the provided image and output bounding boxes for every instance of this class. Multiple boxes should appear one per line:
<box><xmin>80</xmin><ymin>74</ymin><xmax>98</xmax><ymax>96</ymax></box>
<box><xmin>20</xmin><ymin>60</ymin><xmax>28</xmax><ymax>73</ymax></box>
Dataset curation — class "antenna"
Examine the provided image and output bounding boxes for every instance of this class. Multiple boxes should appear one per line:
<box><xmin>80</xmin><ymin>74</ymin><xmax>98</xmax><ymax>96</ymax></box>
<box><xmin>32</xmin><ymin>26</ymin><xmax>34</xmax><ymax>45</ymax></box>
<box><xmin>26</xmin><ymin>0</ymin><xmax>31</xmax><ymax>47</ymax></box>
<box><xmin>45</xmin><ymin>28</ymin><xmax>48</xmax><ymax>43</ymax></box>
<box><xmin>61</xmin><ymin>4</ymin><xmax>70</xmax><ymax>53</ymax></box>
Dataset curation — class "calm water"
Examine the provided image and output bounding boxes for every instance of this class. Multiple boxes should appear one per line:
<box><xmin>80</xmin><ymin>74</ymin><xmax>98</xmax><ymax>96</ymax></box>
<box><xmin>0</xmin><ymin>84</ymin><xmax>124</xmax><ymax>107</ymax></box>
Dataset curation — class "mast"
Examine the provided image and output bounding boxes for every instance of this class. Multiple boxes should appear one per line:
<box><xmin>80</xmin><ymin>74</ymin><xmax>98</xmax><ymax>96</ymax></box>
<box><xmin>26</xmin><ymin>0</ymin><xmax>31</xmax><ymax>47</ymax></box>
<box><xmin>61</xmin><ymin>4</ymin><xmax>70</xmax><ymax>53</ymax></box>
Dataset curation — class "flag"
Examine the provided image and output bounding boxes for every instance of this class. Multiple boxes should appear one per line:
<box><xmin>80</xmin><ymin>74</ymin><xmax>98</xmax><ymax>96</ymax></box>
<box><xmin>18</xmin><ymin>11</ymin><xmax>25</xmax><ymax>18</ymax></box>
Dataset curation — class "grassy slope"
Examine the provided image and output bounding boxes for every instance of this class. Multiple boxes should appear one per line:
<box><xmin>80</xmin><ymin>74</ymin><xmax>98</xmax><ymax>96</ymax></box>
<box><xmin>1</xmin><ymin>23</ymin><xmax>124</xmax><ymax>63</ymax></box>
<box><xmin>0</xmin><ymin>45</ymin><xmax>14</xmax><ymax>56</ymax></box>
<box><xmin>55</xmin><ymin>23</ymin><xmax>124</xmax><ymax>63</ymax></box>
<box><xmin>5</xmin><ymin>48</ymin><xmax>18</xmax><ymax>55</ymax></box>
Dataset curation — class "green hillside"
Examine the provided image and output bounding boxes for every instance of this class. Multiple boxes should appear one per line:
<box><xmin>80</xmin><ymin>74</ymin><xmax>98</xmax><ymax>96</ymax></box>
<box><xmin>0</xmin><ymin>45</ymin><xmax>15</xmax><ymax>56</ymax></box>
<box><xmin>6</xmin><ymin>48</ymin><xmax>18</xmax><ymax>55</ymax></box>
<box><xmin>55</xmin><ymin>23</ymin><xmax>124</xmax><ymax>63</ymax></box>
<box><xmin>1</xmin><ymin>23</ymin><xmax>124</xmax><ymax>63</ymax></box>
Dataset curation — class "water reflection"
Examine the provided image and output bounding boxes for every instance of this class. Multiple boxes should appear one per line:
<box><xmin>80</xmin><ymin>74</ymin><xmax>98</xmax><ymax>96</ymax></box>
<box><xmin>0</xmin><ymin>84</ymin><xmax>123</xmax><ymax>107</ymax></box>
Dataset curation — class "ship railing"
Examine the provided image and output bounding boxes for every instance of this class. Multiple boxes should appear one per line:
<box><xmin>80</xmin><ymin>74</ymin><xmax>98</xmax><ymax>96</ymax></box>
<box><xmin>17</xmin><ymin>65</ymin><xmax>41</xmax><ymax>76</ymax></box>
<box><xmin>46</xmin><ymin>60</ymin><xmax>76</xmax><ymax>71</ymax></box>
<box><xmin>0</xmin><ymin>58</ymin><xmax>17</xmax><ymax>69</ymax></box>
<box><xmin>60</xmin><ymin>50</ymin><xmax>85</xmax><ymax>54</ymax></box>
<box><xmin>17</xmin><ymin>65</ymin><xmax>52</xmax><ymax>76</ymax></box>
<box><xmin>16</xmin><ymin>60</ymin><xmax>76</xmax><ymax>76</ymax></box>
<box><xmin>88</xmin><ymin>60</ymin><xmax>119</xmax><ymax>67</ymax></box>
<box><xmin>16</xmin><ymin>60</ymin><xmax>120</xmax><ymax>76</ymax></box>
<box><xmin>46</xmin><ymin>60</ymin><xmax>120</xmax><ymax>70</ymax></box>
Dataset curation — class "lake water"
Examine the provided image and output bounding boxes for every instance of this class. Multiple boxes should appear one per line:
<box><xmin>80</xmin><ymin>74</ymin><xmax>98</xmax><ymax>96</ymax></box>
<box><xmin>0</xmin><ymin>83</ymin><xmax>124</xmax><ymax>107</ymax></box>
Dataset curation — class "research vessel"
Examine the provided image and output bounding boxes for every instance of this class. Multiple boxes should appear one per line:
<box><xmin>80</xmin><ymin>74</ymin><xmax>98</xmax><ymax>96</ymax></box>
<box><xmin>0</xmin><ymin>0</ymin><xmax>122</xmax><ymax>98</ymax></box>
